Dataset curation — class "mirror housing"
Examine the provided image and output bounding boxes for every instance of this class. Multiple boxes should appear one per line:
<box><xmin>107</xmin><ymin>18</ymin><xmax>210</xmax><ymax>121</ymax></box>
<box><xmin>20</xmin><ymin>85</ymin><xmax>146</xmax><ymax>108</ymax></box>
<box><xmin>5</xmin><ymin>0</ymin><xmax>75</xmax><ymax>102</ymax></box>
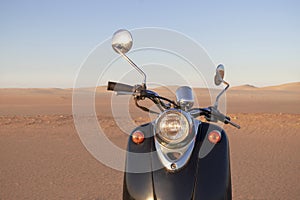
<box><xmin>112</xmin><ymin>29</ymin><xmax>133</xmax><ymax>54</ymax></box>
<box><xmin>214</xmin><ymin>64</ymin><xmax>225</xmax><ymax>86</ymax></box>
<box><xmin>213</xmin><ymin>64</ymin><xmax>230</xmax><ymax>109</ymax></box>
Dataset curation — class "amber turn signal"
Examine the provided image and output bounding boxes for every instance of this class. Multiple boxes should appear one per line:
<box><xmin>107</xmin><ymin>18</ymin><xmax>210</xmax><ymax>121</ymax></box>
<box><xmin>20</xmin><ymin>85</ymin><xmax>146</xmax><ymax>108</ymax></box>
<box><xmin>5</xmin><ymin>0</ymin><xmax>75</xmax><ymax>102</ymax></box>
<box><xmin>208</xmin><ymin>130</ymin><xmax>222</xmax><ymax>144</ymax></box>
<box><xmin>132</xmin><ymin>131</ymin><xmax>145</xmax><ymax>144</ymax></box>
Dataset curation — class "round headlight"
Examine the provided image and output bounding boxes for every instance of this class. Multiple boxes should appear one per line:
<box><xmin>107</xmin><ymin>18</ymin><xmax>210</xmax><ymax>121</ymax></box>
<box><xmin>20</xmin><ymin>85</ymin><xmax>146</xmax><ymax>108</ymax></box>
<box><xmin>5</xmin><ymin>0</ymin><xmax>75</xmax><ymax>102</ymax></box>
<box><xmin>155</xmin><ymin>109</ymin><xmax>193</xmax><ymax>147</ymax></box>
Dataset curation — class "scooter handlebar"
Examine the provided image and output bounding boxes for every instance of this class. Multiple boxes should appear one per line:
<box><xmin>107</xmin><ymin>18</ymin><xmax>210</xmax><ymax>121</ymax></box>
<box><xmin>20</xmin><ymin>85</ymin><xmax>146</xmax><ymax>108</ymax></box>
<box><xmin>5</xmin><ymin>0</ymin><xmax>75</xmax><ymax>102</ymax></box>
<box><xmin>107</xmin><ymin>81</ymin><xmax>134</xmax><ymax>93</ymax></box>
<box><xmin>189</xmin><ymin>107</ymin><xmax>240</xmax><ymax>129</ymax></box>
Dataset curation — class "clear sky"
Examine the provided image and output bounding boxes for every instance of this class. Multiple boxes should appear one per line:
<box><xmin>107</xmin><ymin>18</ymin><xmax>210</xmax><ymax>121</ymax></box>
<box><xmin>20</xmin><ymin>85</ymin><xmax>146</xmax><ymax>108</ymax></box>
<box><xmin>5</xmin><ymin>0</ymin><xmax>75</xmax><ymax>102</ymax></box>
<box><xmin>0</xmin><ymin>0</ymin><xmax>299</xmax><ymax>88</ymax></box>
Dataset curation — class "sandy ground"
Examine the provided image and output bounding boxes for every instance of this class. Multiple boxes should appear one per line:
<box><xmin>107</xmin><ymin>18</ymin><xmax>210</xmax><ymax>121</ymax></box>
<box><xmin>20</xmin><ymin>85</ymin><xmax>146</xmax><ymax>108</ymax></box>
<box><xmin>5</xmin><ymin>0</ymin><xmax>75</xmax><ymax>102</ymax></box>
<box><xmin>0</xmin><ymin>82</ymin><xmax>299</xmax><ymax>199</ymax></box>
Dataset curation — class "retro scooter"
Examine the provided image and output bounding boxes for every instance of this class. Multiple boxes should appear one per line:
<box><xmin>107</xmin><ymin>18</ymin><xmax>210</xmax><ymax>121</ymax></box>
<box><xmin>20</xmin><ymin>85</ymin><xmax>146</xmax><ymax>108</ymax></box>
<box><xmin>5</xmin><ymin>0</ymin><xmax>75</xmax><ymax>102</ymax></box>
<box><xmin>107</xmin><ymin>29</ymin><xmax>240</xmax><ymax>200</ymax></box>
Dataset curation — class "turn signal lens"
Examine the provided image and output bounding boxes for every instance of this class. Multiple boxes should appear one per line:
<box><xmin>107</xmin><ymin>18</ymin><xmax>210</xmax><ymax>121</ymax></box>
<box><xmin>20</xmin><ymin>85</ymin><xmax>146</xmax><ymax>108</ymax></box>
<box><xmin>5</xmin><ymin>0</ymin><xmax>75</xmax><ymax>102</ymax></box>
<box><xmin>208</xmin><ymin>130</ymin><xmax>222</xmax><ymax>144</ymax></box>
<box><xmin>132</xmin><ymin>131</ymin><xmax>145</xmax><ymax>144</ymax></box>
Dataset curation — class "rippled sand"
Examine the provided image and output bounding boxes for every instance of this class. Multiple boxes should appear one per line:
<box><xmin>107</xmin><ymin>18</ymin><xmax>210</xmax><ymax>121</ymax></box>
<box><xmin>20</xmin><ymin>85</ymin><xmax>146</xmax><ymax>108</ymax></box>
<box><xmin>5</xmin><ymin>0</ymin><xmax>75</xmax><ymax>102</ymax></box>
<box><xmin>0</xmin><ymin>83</ymin><xmax>299</xmax><ymax>199</ymax></box>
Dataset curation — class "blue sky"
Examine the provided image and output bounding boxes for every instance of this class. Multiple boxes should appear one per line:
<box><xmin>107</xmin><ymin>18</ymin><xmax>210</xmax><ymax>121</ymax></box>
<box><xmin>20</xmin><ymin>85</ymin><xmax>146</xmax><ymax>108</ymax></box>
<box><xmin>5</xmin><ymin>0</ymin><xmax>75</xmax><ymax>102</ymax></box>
<box><xmin>0</xmin><ymin>0</ymin><xmax>299</xmax><ymax>88</ymax></box>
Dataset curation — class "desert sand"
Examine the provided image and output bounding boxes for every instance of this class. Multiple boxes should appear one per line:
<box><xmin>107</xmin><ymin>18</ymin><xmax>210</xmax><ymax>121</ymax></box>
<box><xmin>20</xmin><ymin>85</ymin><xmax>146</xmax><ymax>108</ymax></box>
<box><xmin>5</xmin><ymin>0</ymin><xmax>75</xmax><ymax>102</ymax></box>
<box><xmin>0</xmin><ymin>82</ymin><xmax>299</xmax><ymax>199</ymax></box>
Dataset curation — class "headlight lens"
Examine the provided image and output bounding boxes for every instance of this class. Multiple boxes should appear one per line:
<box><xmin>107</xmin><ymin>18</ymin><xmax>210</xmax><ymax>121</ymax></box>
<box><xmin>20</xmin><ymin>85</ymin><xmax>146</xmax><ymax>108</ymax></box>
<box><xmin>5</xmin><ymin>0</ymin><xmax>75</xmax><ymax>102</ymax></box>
<box><xmin>155</xmin><ymin>109</ymin><xmax>193</xmax><ymax>147</ymax></box>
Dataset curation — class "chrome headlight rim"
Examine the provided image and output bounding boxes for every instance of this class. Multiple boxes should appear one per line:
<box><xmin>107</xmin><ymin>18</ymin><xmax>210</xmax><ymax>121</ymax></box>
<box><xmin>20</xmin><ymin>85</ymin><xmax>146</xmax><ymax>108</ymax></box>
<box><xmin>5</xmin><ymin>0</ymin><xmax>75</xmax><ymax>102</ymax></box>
<box><xmin>154</xmin><ymin>109</ymin><xmax>194</xmax><ymax>148</ymax></box>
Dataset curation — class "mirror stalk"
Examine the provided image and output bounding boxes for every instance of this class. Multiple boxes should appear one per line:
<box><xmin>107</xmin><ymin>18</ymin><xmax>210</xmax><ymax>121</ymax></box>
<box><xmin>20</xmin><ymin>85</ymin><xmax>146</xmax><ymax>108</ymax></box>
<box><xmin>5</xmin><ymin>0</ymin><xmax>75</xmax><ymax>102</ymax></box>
<box><xmin>117</xmin><ymin>49</ymin><xmax>147</xmax><ymax>88</ymax></box>
<box><xmin>214</xmin><ymin>80</ymin><xmax>229</xmax><ymax>109</ymax></box>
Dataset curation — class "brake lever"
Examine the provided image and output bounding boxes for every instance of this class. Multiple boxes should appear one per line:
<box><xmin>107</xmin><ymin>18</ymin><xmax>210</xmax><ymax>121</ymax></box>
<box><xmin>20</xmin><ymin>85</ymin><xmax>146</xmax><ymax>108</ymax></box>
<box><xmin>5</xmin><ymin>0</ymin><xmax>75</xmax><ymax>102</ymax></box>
<box><xmin>209</xmin><ymin>106</ymin><xmax>241</xmax><ymax>129</ymax></box>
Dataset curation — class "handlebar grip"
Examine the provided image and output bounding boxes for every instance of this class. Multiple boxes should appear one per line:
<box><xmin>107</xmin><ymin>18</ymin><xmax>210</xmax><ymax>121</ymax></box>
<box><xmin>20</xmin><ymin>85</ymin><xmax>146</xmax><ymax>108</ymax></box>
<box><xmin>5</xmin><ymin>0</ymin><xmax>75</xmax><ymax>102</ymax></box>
<box><xmin>226</xmin><ymin>119</ymin><xmax>241</xmax><ymax>129</ymax></box>
<box><xmin>107</xmin><ymin>81</ymin><xmax>134</xmax><ymax>93</ymax></box>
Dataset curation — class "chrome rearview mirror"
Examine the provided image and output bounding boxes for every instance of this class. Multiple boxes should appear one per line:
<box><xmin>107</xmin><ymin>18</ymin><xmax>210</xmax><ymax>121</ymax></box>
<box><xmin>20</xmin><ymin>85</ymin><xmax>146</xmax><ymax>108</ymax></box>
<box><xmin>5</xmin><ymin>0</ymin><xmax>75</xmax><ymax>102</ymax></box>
<box><xmin>112</xmin><ymin>29</ymin><xmax>133</xmax><ymax>54</ymax></box>
<box><xmin>213</xmin><ymin>64</ymin><xmax>230</xmax><ymax>108</ymax></box>
<box><xmin>111</xmin><ymin>29</ymin><xmax>147</xmax><ymax>87</ymax></box>
<box><xmin>214</xmin><ymin>64</ymin><xmax>225</xmax><ymax>86</ymax></box>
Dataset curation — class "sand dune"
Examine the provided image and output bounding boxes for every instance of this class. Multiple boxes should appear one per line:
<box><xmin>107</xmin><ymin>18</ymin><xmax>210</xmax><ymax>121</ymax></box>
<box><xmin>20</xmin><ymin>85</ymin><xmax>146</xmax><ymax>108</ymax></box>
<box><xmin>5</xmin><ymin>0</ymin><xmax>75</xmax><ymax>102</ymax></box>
<box><xmin>261</xmin><ymin>82</ymin><xmax>300</xmax><ymax>91</ymax></box>
<box><xmin>0</xmin><ymin>83</ymin><xmax>299</xmax><ymax>199</ymax></box>
<box><xmin>231</xmin><ymin>82</ymin><xmax>300</xmax><ymax>91</ymax></box>
<box><xmin>231</xmin><ymin>84</ymin><xmax>257</xmax><ymax>90</ymax></box>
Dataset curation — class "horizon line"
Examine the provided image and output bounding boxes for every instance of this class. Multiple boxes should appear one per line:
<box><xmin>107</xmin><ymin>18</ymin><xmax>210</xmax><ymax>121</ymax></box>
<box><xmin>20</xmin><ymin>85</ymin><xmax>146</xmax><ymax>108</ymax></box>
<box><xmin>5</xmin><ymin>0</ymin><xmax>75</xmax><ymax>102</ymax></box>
<box><xmin>0</xmin><ymin>81</ymin><xmax>299</xmax><ymax>90</ymax></box>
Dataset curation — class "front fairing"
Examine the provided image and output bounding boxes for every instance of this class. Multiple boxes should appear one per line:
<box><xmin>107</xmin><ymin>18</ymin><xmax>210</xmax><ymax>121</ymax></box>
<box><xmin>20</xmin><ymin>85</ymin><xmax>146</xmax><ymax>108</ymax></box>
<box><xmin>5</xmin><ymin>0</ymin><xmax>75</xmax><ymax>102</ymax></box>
<box><xmin>123</xmin><ymin>122</ymin><xmax>231</xmax><ymax>200</ymax></box>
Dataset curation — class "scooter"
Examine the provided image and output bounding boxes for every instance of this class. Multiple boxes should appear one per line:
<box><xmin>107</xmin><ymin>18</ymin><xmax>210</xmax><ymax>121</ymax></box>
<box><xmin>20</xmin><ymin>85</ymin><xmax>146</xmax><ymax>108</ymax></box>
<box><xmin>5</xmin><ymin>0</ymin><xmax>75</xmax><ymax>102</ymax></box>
<box><xmin>107</xmin><ymin>29</ymin><xmax>240</xmax><ymax>200</ymax></box>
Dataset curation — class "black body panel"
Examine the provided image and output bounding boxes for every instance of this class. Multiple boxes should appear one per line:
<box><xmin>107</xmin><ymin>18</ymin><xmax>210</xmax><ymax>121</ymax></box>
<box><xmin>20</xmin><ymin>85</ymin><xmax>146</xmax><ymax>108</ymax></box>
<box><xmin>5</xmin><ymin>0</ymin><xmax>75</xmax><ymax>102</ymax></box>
<box><xmin>123</xmin><ymin>122</ymin><xmax>231</xmax><ymax>200</ymax></box>
<box><xmin>193</xmin><ymin>123</ymin><xmax>232</xmax><ymax>200</ymax></box>
<box><xmin>123</xmin><ymin>123</ymin><xmax>155</xmax><ymax>200</ymax></box>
